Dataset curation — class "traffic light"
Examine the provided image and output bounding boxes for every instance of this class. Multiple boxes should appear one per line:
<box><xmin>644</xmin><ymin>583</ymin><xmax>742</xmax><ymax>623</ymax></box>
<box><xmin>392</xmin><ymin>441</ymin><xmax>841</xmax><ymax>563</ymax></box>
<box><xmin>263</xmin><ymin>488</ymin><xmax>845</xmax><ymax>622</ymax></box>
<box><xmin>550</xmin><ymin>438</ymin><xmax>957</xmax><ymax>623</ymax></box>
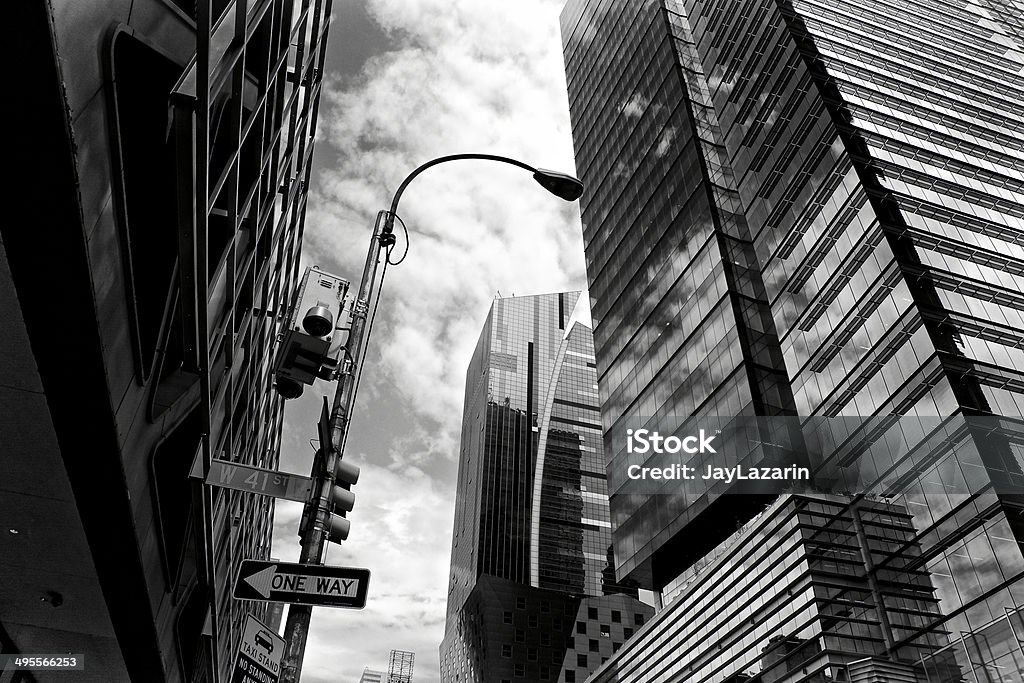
<box><xmin>274</xmin><ymin>266</ymin><xmax>349</xmax><ymax>399</ymax></box>
<box><xmin>300</xmin><ymin>397</ymin><xmax>361</xmax><ymax>545</ymax></box>
<box><xmin>326</xmin><ymin>459</ymin><xmax>359</xmax><ymax>543</ymax></box>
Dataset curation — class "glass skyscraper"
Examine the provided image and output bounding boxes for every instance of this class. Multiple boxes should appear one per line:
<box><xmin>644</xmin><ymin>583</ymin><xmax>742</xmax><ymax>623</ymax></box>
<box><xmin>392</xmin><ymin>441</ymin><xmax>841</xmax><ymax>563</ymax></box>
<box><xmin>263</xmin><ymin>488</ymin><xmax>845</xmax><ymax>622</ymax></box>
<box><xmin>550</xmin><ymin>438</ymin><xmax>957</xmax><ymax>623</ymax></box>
<box><xmin>440</xmin><ymin>293</ymin><xmax>651</xmax><ymax>683</ymax></box>
<box><xmin>561</xmin><ymin>0</ymin><xmax>1024</xmax><ymax>680</ymax></box>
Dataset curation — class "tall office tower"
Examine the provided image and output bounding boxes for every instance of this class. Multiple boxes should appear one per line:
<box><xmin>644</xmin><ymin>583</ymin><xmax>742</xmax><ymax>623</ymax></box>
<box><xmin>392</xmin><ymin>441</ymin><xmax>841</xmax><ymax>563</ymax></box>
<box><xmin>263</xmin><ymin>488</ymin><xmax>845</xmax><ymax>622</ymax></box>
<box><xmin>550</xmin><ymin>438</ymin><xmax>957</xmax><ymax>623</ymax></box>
<box><xmin>6</xmin><ymin>1</ymin><xmax>330</xmax><ymax>681</ymax></box>
<box><xmin>440</xmin><ymin>293</ymin><xmax>652</xmax><ymax>683</ymax></box>
<box><xmin>387</xmin><ymin>649</ymin><xmax>415</xmax><ymax>683</ymax></box>
<box><xmin>562</xmin><ymin>0</ymin><xmax>1024</xmax><ymax>680</ymax></box>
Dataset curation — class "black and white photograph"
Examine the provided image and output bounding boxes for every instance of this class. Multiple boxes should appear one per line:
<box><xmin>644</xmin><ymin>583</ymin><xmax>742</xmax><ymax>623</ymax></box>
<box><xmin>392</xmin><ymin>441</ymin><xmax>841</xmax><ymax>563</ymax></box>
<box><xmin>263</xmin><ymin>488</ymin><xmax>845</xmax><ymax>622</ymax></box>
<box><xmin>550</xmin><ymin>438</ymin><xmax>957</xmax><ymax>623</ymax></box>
<box><xmin>5</xmin><ymin>0</ymin><xmax>1024</xmax><ymax>682</ymax></box>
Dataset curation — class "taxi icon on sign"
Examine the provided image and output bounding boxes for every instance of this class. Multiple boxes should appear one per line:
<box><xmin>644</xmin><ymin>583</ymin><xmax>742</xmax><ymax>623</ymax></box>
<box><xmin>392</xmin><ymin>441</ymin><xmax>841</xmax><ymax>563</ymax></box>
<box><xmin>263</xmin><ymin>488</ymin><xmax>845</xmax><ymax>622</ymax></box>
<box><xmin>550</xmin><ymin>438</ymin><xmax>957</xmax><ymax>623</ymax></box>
<box><xmin>255</xmin><ymin>630</ymin><xmax>275</xmax><ymax>653</ymax></box>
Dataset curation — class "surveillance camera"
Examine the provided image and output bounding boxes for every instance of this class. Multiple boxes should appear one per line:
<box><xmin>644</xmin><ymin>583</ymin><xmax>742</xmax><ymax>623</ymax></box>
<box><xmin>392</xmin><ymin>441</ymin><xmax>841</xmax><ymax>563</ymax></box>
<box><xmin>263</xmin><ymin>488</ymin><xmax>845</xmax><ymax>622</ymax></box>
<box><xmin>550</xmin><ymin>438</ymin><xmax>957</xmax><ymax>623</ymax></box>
<box><xmin>302</xmin><ymin>305</ymin><xmax>334</xmax><ymax>337</ymax></box>
<box><xmin>275</xmin><ymin>376</ymin><xmax>304</xmax><ymax>400</ymax></box>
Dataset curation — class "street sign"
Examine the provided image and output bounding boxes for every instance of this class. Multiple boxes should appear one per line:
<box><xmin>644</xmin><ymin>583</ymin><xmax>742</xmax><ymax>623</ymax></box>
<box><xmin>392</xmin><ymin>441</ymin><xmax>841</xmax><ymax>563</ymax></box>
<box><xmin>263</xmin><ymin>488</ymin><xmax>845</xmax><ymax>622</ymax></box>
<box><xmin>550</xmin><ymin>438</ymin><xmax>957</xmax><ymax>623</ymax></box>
<box><xmin>318</xmin><ymin>396</ymin><xmax>332</xmax><ymax>455</ymax></box>
<box><xmin>204</xmin><ymin>460</ymin><xmax>312</xmax><ymax>502</ymax></box>
<box><xmin>230</xmin><ymin>614</ymin><xmax>284</xmax><ymax>683</ymax></box>
<box><xmin>234</xmin><ymin>560</ymin><xmax>371</xmax><ymax>609</ymax></box>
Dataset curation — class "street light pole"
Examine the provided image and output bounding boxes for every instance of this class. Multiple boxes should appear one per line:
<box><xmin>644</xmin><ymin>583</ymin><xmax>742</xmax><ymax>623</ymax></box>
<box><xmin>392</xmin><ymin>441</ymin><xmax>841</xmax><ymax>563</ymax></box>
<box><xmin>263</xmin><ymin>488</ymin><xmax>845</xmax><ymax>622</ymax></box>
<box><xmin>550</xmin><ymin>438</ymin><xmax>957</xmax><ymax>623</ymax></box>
<box><xmin>278</xmin><ymin>155</ymin><xmax>582</xmax><ymax>683</ymax></box>
<box><xmin>382</xmin><ymin>153</ymin><xmax>584</xmax><ymax>235</ymax></box>
<box><xmin>280</xmin><ymin>211</ymin><xmax>393</xmax><ymax>683</ymax></box>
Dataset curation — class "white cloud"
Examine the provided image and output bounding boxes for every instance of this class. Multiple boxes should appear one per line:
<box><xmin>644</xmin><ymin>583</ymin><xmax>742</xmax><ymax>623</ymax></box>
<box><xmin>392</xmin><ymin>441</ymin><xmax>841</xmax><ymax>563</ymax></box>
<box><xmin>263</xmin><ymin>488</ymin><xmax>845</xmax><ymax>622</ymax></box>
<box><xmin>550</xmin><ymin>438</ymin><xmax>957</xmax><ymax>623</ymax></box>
<box><xmin>305</xmin><ymin>0</ymin><xmax>585</xmax><ymax>442</ymax></box>
<box><xmin>293</xmin><ymin>1</ymin><xmax>587</xmax><ymax>681</ymax></box>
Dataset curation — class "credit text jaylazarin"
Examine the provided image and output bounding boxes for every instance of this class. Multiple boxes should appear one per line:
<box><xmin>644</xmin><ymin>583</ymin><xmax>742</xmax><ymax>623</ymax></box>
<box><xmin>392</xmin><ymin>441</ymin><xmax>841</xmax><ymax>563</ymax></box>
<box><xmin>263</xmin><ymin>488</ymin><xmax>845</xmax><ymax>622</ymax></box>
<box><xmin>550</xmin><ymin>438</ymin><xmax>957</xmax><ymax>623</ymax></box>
<box><xmin>623</xmin><ymin>428</ymin><xmax>810</xmax><ymax>482</ymax></box>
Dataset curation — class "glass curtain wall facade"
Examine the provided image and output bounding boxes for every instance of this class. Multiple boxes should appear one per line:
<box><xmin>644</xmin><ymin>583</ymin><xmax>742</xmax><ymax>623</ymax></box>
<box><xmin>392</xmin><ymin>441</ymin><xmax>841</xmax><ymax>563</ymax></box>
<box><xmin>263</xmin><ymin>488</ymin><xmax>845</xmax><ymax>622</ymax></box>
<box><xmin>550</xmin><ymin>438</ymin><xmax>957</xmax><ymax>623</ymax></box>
<box><xmin>441</xmin><ymin>293</ymin><xmax>643</xmax><ymax>683</ymax></box>
<box><xmin>444</xmin><ymin>292</ymin><xmax>615</xmax><ymax>620</ymax></box>
<box><xmin>561</xmin><ymin>0</ymin><xmax>1024</xmax><ymax>680</ymax></box>
<box><xmin>559</xmin><ymin>0</ymin><xmax>800</xmax><ymax>589</ymax></box>
<box><xmin>588</xmin><ymin>494</ymin><xmax>962</xmax><ymax>683</ymax></box>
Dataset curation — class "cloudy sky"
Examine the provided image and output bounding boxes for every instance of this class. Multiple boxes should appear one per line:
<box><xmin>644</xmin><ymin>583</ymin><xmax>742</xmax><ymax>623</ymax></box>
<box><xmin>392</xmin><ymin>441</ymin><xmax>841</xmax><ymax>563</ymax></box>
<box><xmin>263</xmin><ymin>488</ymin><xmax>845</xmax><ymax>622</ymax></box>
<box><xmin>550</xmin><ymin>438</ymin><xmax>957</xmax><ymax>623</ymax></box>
<box><xmin>271</xmin><ymin>1</ymin><xmax>587</xmax><ymax>680</ymax></box>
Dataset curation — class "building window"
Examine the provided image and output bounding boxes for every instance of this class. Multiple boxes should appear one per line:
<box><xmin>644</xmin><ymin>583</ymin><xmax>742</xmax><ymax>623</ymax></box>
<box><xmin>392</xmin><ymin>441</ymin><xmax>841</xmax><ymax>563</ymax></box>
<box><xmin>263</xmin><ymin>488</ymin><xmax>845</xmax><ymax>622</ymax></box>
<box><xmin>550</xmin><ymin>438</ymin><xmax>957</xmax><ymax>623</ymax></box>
<box><xmin>566</xmin><ymin>671</ymin><xmax>576</xmax><ymax>682</ymax></box>
<box><xmin>552</xmin><ymin>618</ymin><xmax>562</xmax><ymax>630</ymax></box>
<box><xmin>611</xmin><ymin>610</ymin><xmax>621</xmax><ymax>623</ymax></box>
<box><xmin>175</xmin><ymin>584</ymin><xmax>210</xmax><ymax>680</ymax></box>
<box><xmin>515</xmin><ymin>630</ymin><xmax>526</xmax><ymax>643</ymax></box>
<box><xmin>504</xmin><ymin>610</ymin><xmax>513</xmax><ymax>624</ymax></box>
<box><xmin>588</xmin><ymin>607</ymin><xmax>599</xmax><ymax>619</ymax></box>
<box><xmin>589</xmin><ymin>639</ymin><xmax>599</xmax><ymax>652</ymax></box>
<box><xmin>517</xmin><ymin>596</ymin><xmax>527</xmax><ymax>609</ymax></box>
<box><xmin>540</xmin><ymin>632</ymin><xmax>550</xmax><ymax>646</ymax></box>
<box><xmin>624</xmin><ymin>627</ymin><xmax>633</xmax><ymax>639</ymax></box>
<box><xmin>541</xmin><ymin>667</ymin><xmax>550</xmax><ymax>680</ymax></box>
<box><xmin>613</xmin><ymin>642</ymin><xmax>621</xmax><ymax>652</ymax></box>
<box><xmin>634</xmin><ymin>613</ymin><xmax>645</xmax><ymax>626</ymax></box>
<box><xmin>577</xmin><ymin>654</ymin><xmax>588</xmax><ymax>667</ymax></box>
<box><xmin>108</xmin><ymin>30</ymin><xmax>186</xmax><ymax>380</ymax></box>
<box><xmin>600</xmin><ymin>624</ymin><xmax>611</xmax><ymax>638</ymax></box>
<box><xmin>576</xmin><ymin>621</ymin><xmax>587</xmax><ymax>634</ymax></box>
<box><xmin>528</xmin><ymin>648</ymin><xmax>538</xmax><ymax>662</ymax></box>
<box><xmin>151</xmin><ymin>407</ymin><xmax>203</xmax><ymax>585</ymax></box>
<box><xmin>514</xmin><ymin>663</ymin><xmax>525</xmax><ymax>677</ymax></box>
<box><xmin>529</xmin><ymin>614</ymin><xmax>538</xmax><ymax>628</ymax></box>
<box><xmin>502</xmin><ymin>645</ymin><xmax>512</xmax><ymax>658</ymax></box>
<box><xmin>541</xmin><ymin>600</ymin><xmax>551</xmax><ymax>613</ymax></box>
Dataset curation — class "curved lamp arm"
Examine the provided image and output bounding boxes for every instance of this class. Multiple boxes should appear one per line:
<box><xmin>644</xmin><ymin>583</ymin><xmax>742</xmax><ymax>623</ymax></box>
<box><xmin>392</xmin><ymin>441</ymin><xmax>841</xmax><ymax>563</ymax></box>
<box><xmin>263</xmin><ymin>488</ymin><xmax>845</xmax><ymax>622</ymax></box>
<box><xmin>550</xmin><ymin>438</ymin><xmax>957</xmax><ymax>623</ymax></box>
<box><xmin>382</xmin><ymin>153</ymin><xmax>583</xmax><ymax>237</ymax></box>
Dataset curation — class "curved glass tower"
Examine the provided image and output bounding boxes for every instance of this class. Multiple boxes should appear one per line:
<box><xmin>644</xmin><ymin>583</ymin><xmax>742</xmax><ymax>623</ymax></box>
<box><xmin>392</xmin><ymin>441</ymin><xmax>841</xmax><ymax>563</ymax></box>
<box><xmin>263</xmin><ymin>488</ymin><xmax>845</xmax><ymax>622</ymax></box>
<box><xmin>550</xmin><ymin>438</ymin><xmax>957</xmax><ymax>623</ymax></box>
<box><xmin>441</xmin><ymin>292</ymin><xmax>648</xmax><ymax>683</ymax></box>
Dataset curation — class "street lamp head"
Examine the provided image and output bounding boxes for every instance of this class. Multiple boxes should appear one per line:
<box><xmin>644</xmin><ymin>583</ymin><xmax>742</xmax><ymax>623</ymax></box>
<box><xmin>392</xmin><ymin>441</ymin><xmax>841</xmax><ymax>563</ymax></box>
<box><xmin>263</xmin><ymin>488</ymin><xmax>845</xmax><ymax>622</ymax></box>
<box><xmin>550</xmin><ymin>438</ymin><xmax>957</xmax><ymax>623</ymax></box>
<box><xmin>532</xmin><ymin>168</ymin><xmax>585</xmax><ymax>202</ymax></box>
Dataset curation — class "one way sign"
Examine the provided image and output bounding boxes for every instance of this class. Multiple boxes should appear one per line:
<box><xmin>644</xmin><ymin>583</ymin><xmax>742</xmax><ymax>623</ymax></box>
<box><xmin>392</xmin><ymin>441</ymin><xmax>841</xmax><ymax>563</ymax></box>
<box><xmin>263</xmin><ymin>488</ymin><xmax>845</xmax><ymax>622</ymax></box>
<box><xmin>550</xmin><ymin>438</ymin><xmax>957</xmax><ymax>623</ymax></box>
<box><xmin>234</xmin><ymin>560</ymin><xmax>370</xmax><ymax>609</ymax></box>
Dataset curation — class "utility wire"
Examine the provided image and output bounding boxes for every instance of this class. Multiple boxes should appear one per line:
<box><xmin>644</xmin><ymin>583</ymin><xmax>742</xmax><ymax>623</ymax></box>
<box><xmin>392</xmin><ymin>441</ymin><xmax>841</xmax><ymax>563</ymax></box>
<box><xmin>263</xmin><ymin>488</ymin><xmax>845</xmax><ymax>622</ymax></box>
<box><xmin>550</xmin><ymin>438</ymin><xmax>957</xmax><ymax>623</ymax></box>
<box><xmin>387</xmin><ymin>212</ymin><xmax>410</xmax><ymax>265</ymax></box>
<box><xmin>339</xmin><ymin>211</ymin><xmax>408</xmax><ymax>455</ymax></box>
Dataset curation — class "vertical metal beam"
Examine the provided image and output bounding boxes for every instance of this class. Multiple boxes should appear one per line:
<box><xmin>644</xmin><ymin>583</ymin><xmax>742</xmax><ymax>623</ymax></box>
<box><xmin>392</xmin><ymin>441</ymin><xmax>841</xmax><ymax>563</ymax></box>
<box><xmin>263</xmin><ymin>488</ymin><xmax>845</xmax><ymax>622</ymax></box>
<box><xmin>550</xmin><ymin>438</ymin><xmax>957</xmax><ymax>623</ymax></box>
<box><xmin>194</xmin><ymin>0</ymin><xmax>221</xmax><ymax>679</ymax></box>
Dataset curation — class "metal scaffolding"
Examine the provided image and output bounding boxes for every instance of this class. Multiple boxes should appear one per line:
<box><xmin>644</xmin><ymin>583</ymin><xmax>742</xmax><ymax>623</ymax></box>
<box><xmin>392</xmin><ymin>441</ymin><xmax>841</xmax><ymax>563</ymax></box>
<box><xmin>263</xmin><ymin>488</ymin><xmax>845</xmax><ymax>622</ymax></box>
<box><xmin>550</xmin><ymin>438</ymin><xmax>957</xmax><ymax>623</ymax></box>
<box><xmin>387</xmin><ymin>650</ymin><xmax>415</xmax><ymax>683</ymax></box>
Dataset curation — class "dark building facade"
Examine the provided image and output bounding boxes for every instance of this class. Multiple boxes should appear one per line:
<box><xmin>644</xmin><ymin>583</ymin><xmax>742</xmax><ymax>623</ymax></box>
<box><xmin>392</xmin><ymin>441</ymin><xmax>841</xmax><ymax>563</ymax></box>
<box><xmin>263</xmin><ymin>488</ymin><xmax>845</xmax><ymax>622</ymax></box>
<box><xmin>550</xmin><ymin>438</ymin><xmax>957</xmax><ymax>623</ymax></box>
<box><xmin>440</xmin><ymin>293</ymin><xmax>650</xmax><ymax>683</ymax></box>
<box><xmin>589</xmin><ymin>494</ymin><xmax>968</xmax><ymax>683</ymax></box>
<box><xmin>444</xmin><ymin>575</ymin><xmax>653</xmax><ymax>683</ymax></box>
<box><xmin>5</xmin><ymin>1</ymin><xmax>330</xmax><ymax>681</ymax></box>
<box><xmin>561</xmin><ymin>0</ymin><xmax>1024</xmax><ymax>680</ymax></box>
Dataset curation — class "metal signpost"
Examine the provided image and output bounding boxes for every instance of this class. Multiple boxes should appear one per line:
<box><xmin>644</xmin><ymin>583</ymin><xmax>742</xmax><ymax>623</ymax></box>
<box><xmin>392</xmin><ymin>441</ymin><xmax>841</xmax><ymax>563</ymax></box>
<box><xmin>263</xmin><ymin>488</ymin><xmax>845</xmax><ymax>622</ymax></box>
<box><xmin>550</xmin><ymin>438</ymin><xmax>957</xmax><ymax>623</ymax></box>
<box><xmin>234</xmin><ymin>560</ymin><xmax>371</xmax><ymax>609</ymax></box>
<box><xmin>231</xmin><ymin>614</ymin><xmax>285</xmax><ymax>683</ymax></box>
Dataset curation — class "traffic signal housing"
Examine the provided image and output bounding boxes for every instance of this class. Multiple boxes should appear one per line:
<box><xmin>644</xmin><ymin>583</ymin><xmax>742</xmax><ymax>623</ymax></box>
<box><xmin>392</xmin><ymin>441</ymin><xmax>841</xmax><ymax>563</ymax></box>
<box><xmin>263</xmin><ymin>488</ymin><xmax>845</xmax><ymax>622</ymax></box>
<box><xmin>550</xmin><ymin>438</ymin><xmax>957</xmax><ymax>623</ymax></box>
<box><xmin>274</xmin><ymin>265</ymin><xmax>349</xmax><ymax>399</ymax></box>
<box><xmin>326</xmin><ymin>459</ymin><xmax>359</xmax><ymax>543</ymax></box>
<box><xmin>300</xmin><ymin>397</ymin><xmax>361</xmax><ymax>545</ymax></box>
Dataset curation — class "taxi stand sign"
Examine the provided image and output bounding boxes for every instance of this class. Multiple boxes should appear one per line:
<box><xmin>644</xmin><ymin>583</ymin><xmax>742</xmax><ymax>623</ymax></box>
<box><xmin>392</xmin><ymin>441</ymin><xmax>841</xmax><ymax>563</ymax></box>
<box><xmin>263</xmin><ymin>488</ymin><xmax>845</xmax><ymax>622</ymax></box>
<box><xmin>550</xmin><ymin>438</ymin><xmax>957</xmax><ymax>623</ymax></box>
<box><xmin>231</xmin><ymin>614</ymin><xmax>284</xmax><ymax>683</ymax></box>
